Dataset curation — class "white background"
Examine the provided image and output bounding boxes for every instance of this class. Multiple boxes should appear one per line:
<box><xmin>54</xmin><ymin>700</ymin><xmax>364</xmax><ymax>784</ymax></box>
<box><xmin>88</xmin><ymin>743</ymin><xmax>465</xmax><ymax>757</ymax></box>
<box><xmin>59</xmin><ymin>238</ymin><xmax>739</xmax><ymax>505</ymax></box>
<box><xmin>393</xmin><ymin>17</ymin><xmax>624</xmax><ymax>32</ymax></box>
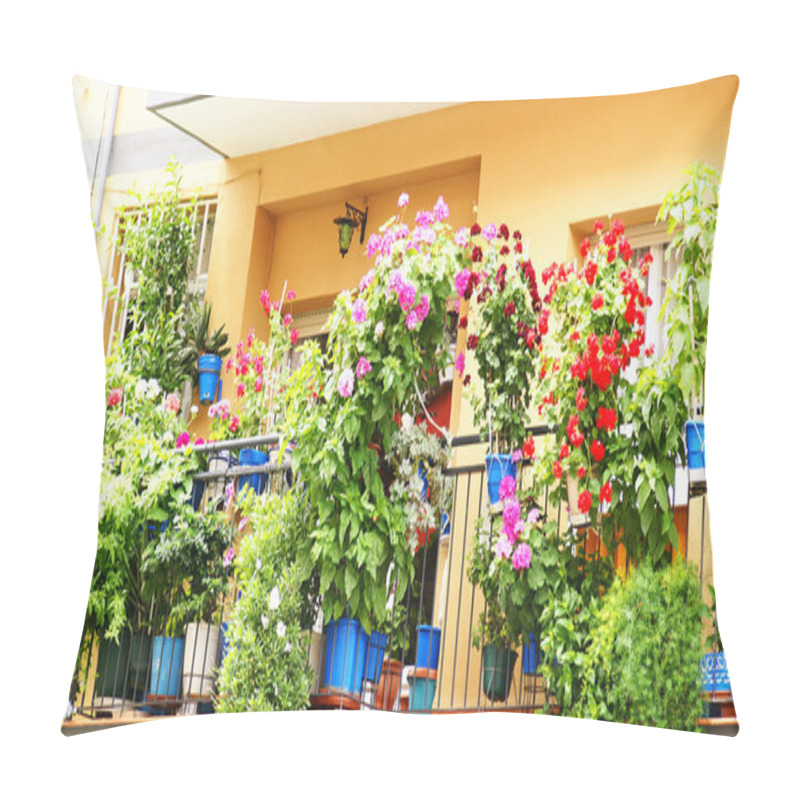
<box><xmin>2</xmin><ymin>2</ymin><xmax>796</xmax><ymax>796</ymax></box>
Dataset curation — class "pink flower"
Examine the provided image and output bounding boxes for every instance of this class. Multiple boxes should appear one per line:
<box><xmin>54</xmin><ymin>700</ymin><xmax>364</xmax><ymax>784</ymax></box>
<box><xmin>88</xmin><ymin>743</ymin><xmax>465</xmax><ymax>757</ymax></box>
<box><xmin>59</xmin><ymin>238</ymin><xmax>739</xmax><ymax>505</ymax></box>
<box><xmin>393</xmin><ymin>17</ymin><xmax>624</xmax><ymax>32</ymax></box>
<box><xmin>176</xmin><ymin>431</ymin><xmax>191</xmax><ymax>448</ymax></box>
<box><xmin>527</xmin><ymin>507</ymin><xmax>540</xmax><ymax>524</ymax></box>
<box><xmin>237</xmin><ymin>517</ymin><xmax>249</xmax><ymax>533</ymax></box>
<box><xmin>236</xmin><ymin>382</ymin><xmax>245</xmax><ymax>398</ymax></box>
<box><xmin>286</xmin><ymin>289</ymin><xmax>296</xmax><ymax>301</ymax></box>
<box><xmin>229</xmin><ymin>414</ymin><xmax>240</xmax><ymax>433</ymax></box>
<box><xmin>415</xmin><ymin>210</ymin><xmax>434</xmax><ymax>228</ymax></box>
<box><xmin>291</xmin><ymin>328</ymin><xmax>299</xmax><ymax>345</ymax></box>
<box><xmin>260</xmin><ymin>289</ymin><xmax>270</xmax><ymax>310</ymax></box>
<box><xmin>414</xmin><ymin>294</ymin><xmax>430</xmax><ymax>323</ymax></box>
<box><xmin>246</xmin><ymin>326</ymin><xmax>255</xmax><ymax>347</ymax></box>
<box><xmin>195</xmin><ymin>438</ymin><xmax>205</xmax><ymax>446</ymax></box>
<box><xmin>356</xmin><ymin>357</ymin><xmax>372</xmax><ymax>379</ymax></box>
<box><xmin>283</xmin><ymin>313</ymin><xmax>292</xmax><ymax>327</ymax></box>
<box><xmin>254</xmin><ymin>376</ymin><xmax>264</xmax><ymax>392</ymax></box>
<box><xmin>511</xmin><ymin>449</ymin><xmax>523</xmax><ymax>464</ymax></box>
<box><xmin>512</xmin><ymin>542</ymin><xmax>532</xmax><ymax>571</ymax></box>
<box><xmin>398</xmin><ymin>282</ymin><xmax>417</xmax><ymax>312</ymax></box>
<box><xmin>366</xmin><ymin>234</ymin><xmax>382</xmax><ymax>258</ymax></box>
<box><xmin>164</xmin><ymin>393</ymin><xmax>181</xmax><ymax>414</ymax></box>
<box><xmin>405</xmin><ymin>309</ymin><xmax>419</xmax><ymax>330</ymax></box>
<box><xmin>498</xmin><ymin>475</ymin><xmax>517</xmax><ymax>500</ymax></box>
<box><xmin>338</xmin><ymin>368</ymin><xmax>354</xmax><ymax>398</ymax></box>
<box><xmin>495</xmin><ymin>534</ymin><xmax>513</xmax><ymax>560</ymax></box>
<box><xmin>483</xmin><ymin>223</ymin><xmax>497</xmax><ymax>241</ymax></box>
<box><xmin>455</xmin><ymin>352</ymin><xmax>465</xmax><ymax>379</ymax></box>
<box><xmin>359</xmin><ymin>269</ymin><xmax>376</xmax><ymax>291</ymax></box>
<box><xmin>352</xmin><ymin>298</ymin><xmax>367</xmax><ymax>324</ymax></box>
<box><xmin>107</xmin><ymin>388</ymin><xmax>122</xmax><ymax>408</ymax></box>
<box><xmin>454</xmin><ymin>228</ymin><xmax>470</xmax><ymax>247</ymax></box>
<box><xmin>433</xmin><ymin>196</ymin><xmax>449</xmax><ymax>221</ymax></box>
<box><xmin>398</xmin><ymin>192</ymin><xmax>409</xmax><ymax>208</ymax></box>
<box><xmin>223</xmin><ymin>548</ymin><xmax>235</xmax><ymax>567</ymax></box>
<box><xmin>502</xmin><ymin>498</ymin><xmax>521</xmax><ymax>531</ymax></box>
<box><xmin>455</xmin><ymin>269</ymin><xmax>471</xmax><ymax>298</ymax></box>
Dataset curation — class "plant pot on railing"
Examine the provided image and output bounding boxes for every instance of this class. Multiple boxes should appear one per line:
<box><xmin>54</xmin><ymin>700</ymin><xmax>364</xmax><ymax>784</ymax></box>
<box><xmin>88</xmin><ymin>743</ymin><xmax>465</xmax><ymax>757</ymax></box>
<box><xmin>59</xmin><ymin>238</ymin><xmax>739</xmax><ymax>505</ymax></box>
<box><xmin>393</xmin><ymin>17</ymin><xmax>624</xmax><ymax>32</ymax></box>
<box><xmin>408</xmin><ymin>667</ymin><xmax>437</xmax><ymax>712</ymax></box>
<box><xmin>685</xmin><ymin>419</ymin><xmax>706</xmax><ymax>482</ymax></box>
<box><xmin>239</xmin><ymin>448</ymin><xmax>269</xmax><ymax>496</ymax></box>
<box><xmin>320</xmin><ymin>617</ymin><xmax>368</xmax><ymax>698</ymax></box>
<box><xmin>198</xmin><ymin>354</ymin><xmax>223</xmax><ymax>405</ymax></box>
<box><xmin>182</xmin><ymin>622</ymin><xmax>222</xmax><ymax>701</ymax></box>
<box><xmin>481</xmin><ymin>644</ymin><xmax>518</xmax><ymax>702</ymax></box>
<box><xmin>207</xmin><ymin>449</ymin><xmax>238</xmax><ymax>505</ymax></box>
<box><xmin>94</xmin><ymin>630</ymin><xmax>132</xmax><ymax>712</ymax></box>
<box><xmin>485</xmin><ymin>454</ymin><xmax>517</xmax><ymax>506</ymax></box>
<box><xmin>701</xmin><ymin>651</ymin><xmax>730</xmax><ymax>693</ymax></box>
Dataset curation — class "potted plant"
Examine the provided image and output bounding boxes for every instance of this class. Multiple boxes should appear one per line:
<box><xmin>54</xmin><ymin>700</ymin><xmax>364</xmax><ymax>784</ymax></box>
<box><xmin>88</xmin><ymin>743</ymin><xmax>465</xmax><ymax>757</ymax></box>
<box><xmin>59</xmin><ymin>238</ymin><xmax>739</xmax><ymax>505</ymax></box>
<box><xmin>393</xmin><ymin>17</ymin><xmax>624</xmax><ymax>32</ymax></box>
<box><xmin>656</xmin><ymin>163</ymin><xmax>721</xmax><ymax>479</ymax></box>
<box><xmin>456</xmin><ymin>222</ymin><xmax>542</xmax><ymax>505</ymax></box>
<box><xmin>701</xmin><ymin>585</ymin><xmax>730</xmax><ymax>694</ymax></box>
<box><xmin>182</xmin><ymin>299</ymin><xmax>231</xmax><ymax>405</ymax></box>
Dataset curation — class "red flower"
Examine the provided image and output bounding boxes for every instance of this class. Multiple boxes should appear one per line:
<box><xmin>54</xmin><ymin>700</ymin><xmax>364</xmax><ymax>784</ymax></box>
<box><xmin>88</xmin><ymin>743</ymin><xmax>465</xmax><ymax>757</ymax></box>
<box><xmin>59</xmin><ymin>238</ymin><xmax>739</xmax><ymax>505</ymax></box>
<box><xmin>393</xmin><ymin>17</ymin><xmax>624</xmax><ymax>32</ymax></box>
<box><xmin>580</xmin><ymin>237</ymin><xmax>591</xmax><ymax>257</ymax></box>
<box><xmin>567</xmin><ymin>415</ymin><xmax>584</xmax><ymax>448</ymax></box>
<box><xmin>107</xmin><ymin>387</ymin><xmax>123</xmax><ymax>408</ymax></box>
<box><xmin>525</xmin><ymin>328</ymin><xmax>537</xmax><ymax>349</ymax></box>
<box><xmin>458</xmin><ymin>315</ymin><xmax>469</xmax><ymax>329</ymax></box>
<box><xmin>463</xmin><ymin>374</ymin><xmax>471</xmax><ymax>386</ymax></box>
<box><xmin>576</xmin><ymin>387</ymin><xmax>588</xmax><ymax>411</ymax></box>
<box><xmin>570</xmin><ymin>330</ymin><xmax>580</xmax><ymax>342</ymax></box>
<box><xmin>559</xmin><ymin>443</ymin><xmax>570</xmax><ymax>460</ymax></box>
<box><xmin>523</xmin><ymin>436</ymin><xmax>536</xmax><ymax>459</ymax></box>
<box><xmin>539</xmin><ymin>309</ymin><xmax>549</xmax><ymax>335</ymax></box>
<box><xmin>513</xmin><ymin>230</ymin><xmax>522</xmax><ymax>240</ymax></box>
<box><xmin>514</xmin><ymin>241</ymin><xmax>523</xmax><ymax>254</ymax></box>
<box><xmin>467</xmin><ymin>334</ymin><xmax>479</xmax><ymax>350</ymax></box>
<box><xmin>499</xmin><ymin>224</ymin><xmax>510</xmax><ymax>240</ymax></box>
<box><xmin>599</xmin><ymin>481</ymin><xmax>612</xmax><ymax>504</ymax></box>
<box><xmin>553</xmin><ymin>461</ymin><xmax>563</xmax><ymax>480</ymax></box>
<box><xmin>590</xmin><ymin>440</ymin><xmax>605</xmax><ymax>462</ymax></box>
<box><xmin>584</xmin><ymin>261</ymin><xmax>598</xmax><ymax>286</ymax></box>
<box><xmin>291</xmin><ymin>328</ymin><xmax>299</xmax><ymax>345</ymax></box>
<box><xmin>504</xmin><ymin>301</ymin><xmax>516</xmax><ymax>317</ymax></box>
<box><xmin>470</xmin><ymin>223</ymin><xmax>482</xmax><ymax>236</ymax></box>
<box><xmin>578</xmin><ymin>490</ymin><xmax>592</xmax><ymax>513</ymax></box>
<box><xmin>591</xmin><ymin>293</ymin><xmax>604</xmax><ymax>310</ymax></box>
<box><xmin>577</xmin><ymin>465</ymin><xmax>586</xmax><ymax>479</ymax></box>
<box><xmin>471</xmin><ymin>246</ymin><xmax>483</xmax><ymax>263</ymax></box>
<box><xmin>607</xmin><ymin>247</ymin><xmax>616</xmax><ymax>262</ymax></box>
<box><xmin>593</xmin><ymin>219</ymin><xmax>604</xmax><ymax>234</ymax></box>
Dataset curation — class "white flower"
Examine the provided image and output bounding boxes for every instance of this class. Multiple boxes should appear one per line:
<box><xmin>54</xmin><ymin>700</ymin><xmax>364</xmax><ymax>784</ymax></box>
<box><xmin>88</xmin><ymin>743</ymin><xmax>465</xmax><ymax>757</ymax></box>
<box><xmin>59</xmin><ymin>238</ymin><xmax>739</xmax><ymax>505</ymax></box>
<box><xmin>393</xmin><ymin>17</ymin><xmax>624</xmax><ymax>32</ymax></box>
<box><xmin>147</xmin><ymin>378</ymin><xmax>161</xmax><ymax>399</ymax></box>
<box><xmin>284</xmin><ymin>641</ymin><xmax>293</xmax><ymax>654</ymax></box>
<box><xmin>261</xmin><ymin>613</ymin><xmax>269</xmax><ymax>629</ymax></box>
<box><xmin>276</xmin><ymin>621</ymin><xmax>286</xmax><ymax>638</ymax></box>
<box><xmin>374</xmin><ymin>321</ymin><xmax>385</xmax><ymax>338</ymax></box>
<box><xmin>401</xmin><ymin>414</ymin><xmax>414</xmax><ymax>431</ymax></box>
<box><xmin>135</xmin><ymin>379</ymin><xmax>148</xmax><ymax>397</ymax></box>
<box><xmin>269</xmin><ymin>586</ymin><xmax>281</xmax><ymax>610</ymax></box>
<box><xmin>190</xmin><ymin>405</ymin><xmax>199</xmax><ymax>416</ymax></box>
<box><xmin>255</xmin><ymin>558</ymin><xmax>262</xmax><ymax>571</ymax></box>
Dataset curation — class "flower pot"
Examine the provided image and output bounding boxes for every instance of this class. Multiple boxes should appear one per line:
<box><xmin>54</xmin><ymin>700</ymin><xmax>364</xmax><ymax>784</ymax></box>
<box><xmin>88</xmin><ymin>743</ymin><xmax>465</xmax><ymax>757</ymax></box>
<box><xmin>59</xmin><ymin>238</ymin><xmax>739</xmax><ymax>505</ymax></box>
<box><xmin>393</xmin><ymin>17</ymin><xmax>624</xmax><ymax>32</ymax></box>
<box><xmin>485</xmin><ymin>454</ymin><xmax>516</xmax><ymax>506</ymax></box>
<box><xmin>126</xmin><ymin>632</ymin><xmax>152</xmax><ymax>698</ymax></box>
<box><xmin>522</xmin><ymin>633</ymin><xmax>538</xmax><ymax>675</ymax></box>
<box><xmin>321</xmin><ymin>618</ymin><xmax>368</xmax><ymax>697</ymax></box>
<box><xmin>148</xmin><ymin>635</ymin><xmax>184</xmax><ymax>710</ymax></box>
<box><xmin>481</xmin><ymin>644</ymin><xmax>518</xmax><ymax>702</ymax></box>
<box><xmin>198</xmin><ymin>354</ymin><xmax>222</xmax><ymax>405</ymax></box>
<box><xmin>408</xmin><ymin>667</ymin><xmax>437</xmax><ymax>712</ymax></box>
<box><xmin>364</xmin><ymin>631</ymin><xmax>388</xmax><ymax>684</ymax></box>
<box><xmin>95</xmin><ymin>630</ymin><xmax>132</xmax><ymax>700</ymax></box>
<box><xmin>182</xmin><ymin>622</ymin><xmax>221</xmax><ymax>700</ymax></box>
<box><xmin>374</xmin><ymin>658</ymin><xmax>403</xmax><ymax>710</ymax></box>
<box><xmin>566</xmin><ymin>473</ymin><xmax>590</xmax><ymax>528</ymax></box>
<box><xmin>208</xmin><ymin>449</ymin><xmax>237</xmax><ymax>504</ymax></box>
<box><xmin>701</xmin><ymin>651</ymin><xmax>730</xmax><ymax>692</ymax></box>
<box><xmin>685</xmin><ymin>419</ymin><xmax>706</xmax><ymax>471</ymax></box>
<box><xmin>239</xmin><ymin>448</ymin><xmax>268</xmax><ymax>495</ymax></box>
<box><xmin>415</xmin><ymin>625</ymin><xmax>441</xmax><ymax>670</ymax></box>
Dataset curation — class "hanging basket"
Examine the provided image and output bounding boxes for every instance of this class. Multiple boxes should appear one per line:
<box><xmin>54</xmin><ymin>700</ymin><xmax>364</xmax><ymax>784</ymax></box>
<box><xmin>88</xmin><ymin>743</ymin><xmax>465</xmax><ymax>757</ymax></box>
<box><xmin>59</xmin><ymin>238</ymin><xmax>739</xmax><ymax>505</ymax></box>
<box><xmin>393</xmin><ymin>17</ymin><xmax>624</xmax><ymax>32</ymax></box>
<box><xmin>481</xmin><ymin>644</ymin><xmax>518</xmax><ymax>702</ymax></box>
<box><xmin>485</xmin><ymin>454</ymin><xmax>517</xmax><ymax>506</ymax></box>
<box><xmin>685</xmin><ymin>419</ymin><xmax>706</xmax><ymax>468</ymax></box>
<box><xmin>198</xmin><ymin>354</ymin><xmax>223</xmax><ymax>405</ymax></box>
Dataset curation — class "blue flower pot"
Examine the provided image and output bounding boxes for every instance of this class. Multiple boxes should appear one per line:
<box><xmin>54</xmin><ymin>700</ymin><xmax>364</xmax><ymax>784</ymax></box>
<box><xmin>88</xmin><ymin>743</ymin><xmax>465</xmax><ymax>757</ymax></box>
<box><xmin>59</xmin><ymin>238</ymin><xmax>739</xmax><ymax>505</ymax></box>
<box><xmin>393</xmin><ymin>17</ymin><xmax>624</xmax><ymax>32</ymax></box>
<box><xmin>149</xmin><ymin>635</ymin><xmax>184</xmax><ymax>703</ymax></box>
<box><xmin>322</xmin><ymin>618</ymin><xmax>368</xmax><ymax>696</ymax></box>
<box><xmin>701</xmin><ymin>651</ymin><xmax>730</xmax><ymax>692</ymax></box>
<box><xmin>198</xmin><ymin>354</ymin><xmax>223</xmax><ymax>405</ymax></box>
<box><xmin>415</xmin><ymin>625</ymin><xmax>441</xmax><ymax>670</ymax></box>
<box><xmin>522</xmin><ymin>633</ymin><xmax>538</xmax><ymax>675</ymax></box>
<box><xmin>364</xmin><ymin>631</ymin><xmax>388</xmax><ymax>684</ymax></box>
<box><xmin>485</xmin><ymin>454</ymin><xmax>517</xmax><ymax>505</ymax></box>
<box><xmin>409</xmin><ymin>674</ymin><xmax>437</xmax><ymax>712</ymax></box>
<box><xmin>441</xmin><ymin>512</ymin><xmax>451</xmax><ymax>538</ymax></box>
<box><xmin>239</xmin><ymin>448</ymin><xmax>268</xmax><ymax>495</ymax></box>
<box><xmin>685</xmin><ymin>421</ymin><xmax>705</xmax><ymax>468</ymax></box>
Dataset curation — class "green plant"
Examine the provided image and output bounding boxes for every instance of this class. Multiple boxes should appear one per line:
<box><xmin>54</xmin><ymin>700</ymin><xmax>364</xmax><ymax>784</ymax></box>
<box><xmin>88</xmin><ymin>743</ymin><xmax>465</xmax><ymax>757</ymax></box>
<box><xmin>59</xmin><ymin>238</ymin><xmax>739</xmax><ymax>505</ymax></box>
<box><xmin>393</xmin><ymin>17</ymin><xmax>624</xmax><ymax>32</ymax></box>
<box><xmin>578</xmin><ymin>559</ymin><xmax>707</xmax><ymax>731</ymax></box>
<box><xmin>657</xmin><ymin>162</ymin><xmax>720</xmax><ymax>414</ymax></box>
<box><xmin>214</xmin><ymin>488</ymin><xmax>320</xmax><ymax>712</ymax></box>
<box><xmin>117</xmin><ymin>159</ymin><xmax>199</xmax><ymax>394</ymax></box>
<box><xmin>291</xmin><ymin>193</ymin><xmax>462</xmax><ymax>632</ymax></box>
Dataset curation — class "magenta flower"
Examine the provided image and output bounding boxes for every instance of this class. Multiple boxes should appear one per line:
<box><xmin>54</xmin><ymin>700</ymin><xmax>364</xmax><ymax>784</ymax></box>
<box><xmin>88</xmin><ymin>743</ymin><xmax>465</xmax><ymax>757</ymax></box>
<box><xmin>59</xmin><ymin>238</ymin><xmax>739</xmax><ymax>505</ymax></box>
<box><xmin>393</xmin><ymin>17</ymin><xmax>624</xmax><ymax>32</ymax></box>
<box><xmin>433</xmin><ymin>196</ymin><xmax>449</xmax><ymax>222</ymax></box>
<box><xmin>366</xmin><ymin>234</ymin><xmax>382</xmax><ymax>258</ymax></box>
<box><xmin>455</xmin><ymin>228</ymin><xmax>470</xmax><ymax>247</ymax></box>
<box><xmin>502</xmin><ymin>498</ymin><xmax>521</xmax><ymax>534</ymax></box>
<box><xmin>455</xmin><ymin>352</ymin><xmax>465</xmax><ymax>379</ymax></box>
<box><xmin>176</xmin><ymin>431</ymin><xmax>191</xmax><ymax>449</ymax></box>
<box><xmin>260</xmin><ymin>289</ymin><xmax>270</xmax><ymax>310</ymax></box>
<box><xmin>359</xmin><ymin>269</ymin><xmax>376</xmax><ymax>291</ymax></box>
<box><xmin>283</xmin><ymin>313</ymin><xmax>292</xmax><ymax>327</ymax></box>
<box><xmin>511</xmin><ymin>542</ymin><xmax>532</xmax><ymax>571</ymax></box>
<box><xmin>455</xmin><ymin>268</ymin><xmax>471</xmax><ymax>298</ymax></box>
<box><xmin>405</xmin><ymin>309</ymin><xmax>419</xmax><ymax>330</ymax></box>
<box><xmin>414</xmin><ymin>294</ymin><xmax>430</xmax><ymax>323</ymax></box>
<box><xmin>398</xmin><ymin>192</ymin><xmax>409</xmax><ymax>208</ymax></box>
<box><xmin>286</xmin><ymin>289</ymin><xmax>296</xmax><ymax>301</ymax></box>
<box><xmin>527</xmin><ymin>507</ymin><xmax>540</xmax><ymax>524</ymax></box>
<box><xmin>398</xmin><ymin>282</ymin><xmax>417</xmax><ymax>312</ymax></box>
<box><xmin>223</xmin><ymin>547</ymin><xmax>235</xmax><ymax>567</ymax></box>
<box><xmin>356</xmin><ymin>357</ymin><xmax>372</xmax><ymax>379</ymax></box>
<box><xmin>498</xmin><ymin>475</ymin><xmax>516</xmax><ymax>501</ymax></box>
<box><xmin>352</xmin><ymin>298</ymin><xmax>367</xmax><ymax>324</ymax></box>
<box><xmin>415</xmin><ymin>210</ymin><xmax>434</xmax><ymax>228</ymax></box>
<box><xmin>511</xmin><ymin>449</ymin><xmax>523</xmax><ymax>464</ymax></box>
<box><xmin>338</xmin><ymin>368</ymin><xmax>355</xmax><ymax>398</ymax></box>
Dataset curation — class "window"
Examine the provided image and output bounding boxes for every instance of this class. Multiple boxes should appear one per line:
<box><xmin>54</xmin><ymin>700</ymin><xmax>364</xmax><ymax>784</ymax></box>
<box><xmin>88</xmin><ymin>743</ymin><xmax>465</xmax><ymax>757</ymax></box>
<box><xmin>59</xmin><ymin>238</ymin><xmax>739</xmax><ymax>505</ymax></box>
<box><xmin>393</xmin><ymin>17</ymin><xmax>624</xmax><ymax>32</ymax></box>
<box><xmin>102</xmin><ymin>197</ymin><xmax>217</xmax><ymax>355</ymax></box>
<box><xmin>284</xmin><ymin>307</ymin><xmax>332</xmax><ymax>374</ymax></box>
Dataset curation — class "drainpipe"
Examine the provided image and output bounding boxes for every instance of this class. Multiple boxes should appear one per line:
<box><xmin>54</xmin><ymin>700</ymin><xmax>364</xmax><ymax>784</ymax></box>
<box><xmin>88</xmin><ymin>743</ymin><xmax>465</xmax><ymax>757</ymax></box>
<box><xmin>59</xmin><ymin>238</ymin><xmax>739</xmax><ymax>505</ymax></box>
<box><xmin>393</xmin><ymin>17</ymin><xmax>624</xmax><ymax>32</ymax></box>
<box><xmin>92</xmin><ymin>83</ymin><xmax>120</xmax><ymax>231</ymax></box>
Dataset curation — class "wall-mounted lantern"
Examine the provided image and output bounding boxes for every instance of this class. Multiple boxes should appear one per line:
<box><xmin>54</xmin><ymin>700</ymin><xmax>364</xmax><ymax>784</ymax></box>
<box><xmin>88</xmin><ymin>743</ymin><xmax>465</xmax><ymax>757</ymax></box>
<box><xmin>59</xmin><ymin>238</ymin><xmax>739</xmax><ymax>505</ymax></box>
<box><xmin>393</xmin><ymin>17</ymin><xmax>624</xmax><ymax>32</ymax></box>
<box><xmin>333</xmin><ymin>202</ymin><xmax>368</xmax><ymax>258</ymax></box>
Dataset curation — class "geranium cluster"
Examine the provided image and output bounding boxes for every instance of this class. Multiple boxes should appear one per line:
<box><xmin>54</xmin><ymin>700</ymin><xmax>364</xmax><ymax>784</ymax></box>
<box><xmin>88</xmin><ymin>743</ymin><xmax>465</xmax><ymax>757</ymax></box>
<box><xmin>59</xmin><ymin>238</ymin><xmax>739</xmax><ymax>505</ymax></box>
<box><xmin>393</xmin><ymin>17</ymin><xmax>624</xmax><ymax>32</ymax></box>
<box><xmin>494</xmin><ymin>475</ymin><xmax>535</xmax><ymax>571</ymax></box>
<box><xmin>536</xmin><ymin>218</ymin><xmax>653</xmax><ymax>518</ymax></box>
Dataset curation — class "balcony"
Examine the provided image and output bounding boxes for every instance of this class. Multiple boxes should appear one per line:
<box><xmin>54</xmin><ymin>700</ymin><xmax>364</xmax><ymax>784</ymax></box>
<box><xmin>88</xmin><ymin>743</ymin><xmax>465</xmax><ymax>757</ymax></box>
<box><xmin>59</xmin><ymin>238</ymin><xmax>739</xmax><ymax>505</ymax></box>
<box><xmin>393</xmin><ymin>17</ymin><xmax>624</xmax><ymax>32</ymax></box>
<box><xmin>63</xmin><ymin>429</ymin><xmax>734</xmax><ymax>735</ymax></box>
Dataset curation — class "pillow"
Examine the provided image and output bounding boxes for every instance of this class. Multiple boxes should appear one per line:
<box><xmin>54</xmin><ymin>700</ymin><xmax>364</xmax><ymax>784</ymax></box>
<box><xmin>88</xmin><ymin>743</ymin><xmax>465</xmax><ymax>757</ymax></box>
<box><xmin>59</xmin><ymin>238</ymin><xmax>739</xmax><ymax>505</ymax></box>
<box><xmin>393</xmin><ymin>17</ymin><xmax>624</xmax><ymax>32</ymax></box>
<box><xmin>65</xmin><ymin>75</ymin><xmax>738</xmax><ymax>736</ymax></box>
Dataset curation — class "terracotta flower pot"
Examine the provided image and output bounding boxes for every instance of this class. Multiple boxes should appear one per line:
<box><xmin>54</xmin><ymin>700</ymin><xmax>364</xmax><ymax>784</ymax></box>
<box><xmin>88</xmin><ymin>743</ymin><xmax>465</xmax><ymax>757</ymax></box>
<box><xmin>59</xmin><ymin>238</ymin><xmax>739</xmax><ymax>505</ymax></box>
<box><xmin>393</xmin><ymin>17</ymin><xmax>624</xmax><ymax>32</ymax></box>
<box><xmin>374</xmin><ymin>658</ymin><xmax>403</xmax><ymax>710</ymax></box>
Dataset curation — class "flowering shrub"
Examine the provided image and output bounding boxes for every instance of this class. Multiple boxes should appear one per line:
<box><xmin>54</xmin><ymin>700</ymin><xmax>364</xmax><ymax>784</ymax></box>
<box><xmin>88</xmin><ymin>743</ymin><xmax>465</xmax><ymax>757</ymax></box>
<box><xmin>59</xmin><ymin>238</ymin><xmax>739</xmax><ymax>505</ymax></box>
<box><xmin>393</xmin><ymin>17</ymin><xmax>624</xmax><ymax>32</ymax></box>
<box><xmin>291</xmin><ymin>193</ymin><xmax>461</xmax><ymax>631</ymax></box>
<box><xmin>208</xmin><ymin>286</ymin><xmax>298</xmax><ymax>439</ymax></box>
<box><xmin>458</xmin><ymin>224</ymin><xmax>543</xmax><ymax>452</ymax></box>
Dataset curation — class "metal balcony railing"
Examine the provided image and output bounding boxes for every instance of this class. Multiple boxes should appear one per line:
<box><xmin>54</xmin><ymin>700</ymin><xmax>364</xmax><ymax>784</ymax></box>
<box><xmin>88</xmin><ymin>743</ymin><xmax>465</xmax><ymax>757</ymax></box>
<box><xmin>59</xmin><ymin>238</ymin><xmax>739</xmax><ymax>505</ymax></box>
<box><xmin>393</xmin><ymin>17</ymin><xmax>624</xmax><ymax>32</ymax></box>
<box><xmin>66</xmin><ymin>427</ymin><xmax>719</xmax><ymax>731</ymax></box>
